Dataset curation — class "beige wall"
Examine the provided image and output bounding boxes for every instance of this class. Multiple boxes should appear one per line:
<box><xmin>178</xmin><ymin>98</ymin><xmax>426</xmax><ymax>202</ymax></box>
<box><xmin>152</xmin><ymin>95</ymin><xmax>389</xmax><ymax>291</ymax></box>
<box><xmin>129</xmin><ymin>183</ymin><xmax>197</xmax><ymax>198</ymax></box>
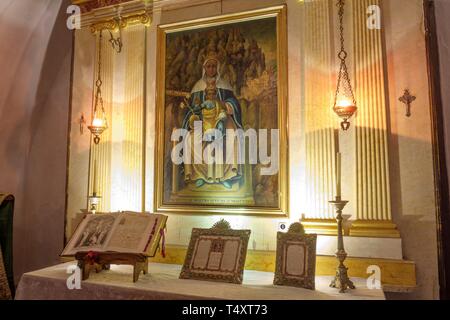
<box><xmin>0</xmin><ymin>0</ymin><xmax>72</xmax><ymax>282</ymax></box>
<box><xmin>383</xmin><ymin>0</ymin><xmax>439</xmax><ymax>299</ymax></box>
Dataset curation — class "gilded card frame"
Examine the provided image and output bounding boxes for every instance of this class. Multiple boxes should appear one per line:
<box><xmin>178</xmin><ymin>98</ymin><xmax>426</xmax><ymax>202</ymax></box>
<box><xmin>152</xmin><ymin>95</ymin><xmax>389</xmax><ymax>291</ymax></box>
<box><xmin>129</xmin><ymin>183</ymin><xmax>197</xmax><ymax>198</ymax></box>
<box><xmin>179</xmin><ymin>221</ymin><xmax>251</xmax><ymax>284</ymax></box>
<box><xmin>273</xmin><ymin>224</ymin><xmax>317</xmax><ymax>290</ymax></box>
<box><xmin>154</xmin><ymin>5</ymin><xmax>289</xmax><ymax>217</ymax></box>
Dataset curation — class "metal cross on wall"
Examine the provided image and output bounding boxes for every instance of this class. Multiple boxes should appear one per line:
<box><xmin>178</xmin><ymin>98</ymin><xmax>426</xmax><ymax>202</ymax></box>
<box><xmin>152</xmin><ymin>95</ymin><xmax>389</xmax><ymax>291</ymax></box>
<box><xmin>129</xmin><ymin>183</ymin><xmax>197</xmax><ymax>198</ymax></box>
<box><xmin>399</xmin><ymin>89</ymin><xmax>416</xmax><ymax>117</ymax></box>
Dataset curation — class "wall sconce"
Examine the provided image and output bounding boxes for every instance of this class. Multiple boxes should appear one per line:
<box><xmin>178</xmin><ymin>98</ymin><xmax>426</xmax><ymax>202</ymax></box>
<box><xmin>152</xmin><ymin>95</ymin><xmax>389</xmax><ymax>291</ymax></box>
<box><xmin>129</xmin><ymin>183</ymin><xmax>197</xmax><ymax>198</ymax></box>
<box><xmin>333</xmin><ymin>0</ymin><xmax>357</xmax><ymax>131</ymax></box>
<box><xmin>88</xmin><ymin>30</ymin><xmax>108</xmax><ymax>145</ymax></box>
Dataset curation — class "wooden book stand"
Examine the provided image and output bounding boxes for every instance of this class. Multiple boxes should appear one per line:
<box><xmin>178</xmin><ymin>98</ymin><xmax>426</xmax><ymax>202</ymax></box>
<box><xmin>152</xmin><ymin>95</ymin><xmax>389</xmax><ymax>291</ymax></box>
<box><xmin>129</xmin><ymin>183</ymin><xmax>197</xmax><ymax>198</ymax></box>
<box><xmin>75</xmin><ymin>252</ymin><xmax>149</xmax><ymax>283</ymax></box>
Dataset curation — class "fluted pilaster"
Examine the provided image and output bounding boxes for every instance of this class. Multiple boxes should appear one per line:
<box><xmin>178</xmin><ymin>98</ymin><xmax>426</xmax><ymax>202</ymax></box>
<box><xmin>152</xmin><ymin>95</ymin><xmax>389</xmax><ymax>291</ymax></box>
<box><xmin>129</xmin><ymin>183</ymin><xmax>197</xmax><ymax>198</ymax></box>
<box><xmin>350</xmin><ymin>0</ymin><xmax>399</xmax><ymax>237</ymax></box>
<box><xmin>89</xmin><ymin>25</ymin><xmax>146</xmax><ymax>213</ymax></box>
<box><xmin>109</xmin><ymin>25</ymin><xmax>146</xmax><ymax>212</ymax></box>
<box><xmin>302</xmin><ymin>0</ymin><xmax>338</xmax><ymax>234</ymax></box>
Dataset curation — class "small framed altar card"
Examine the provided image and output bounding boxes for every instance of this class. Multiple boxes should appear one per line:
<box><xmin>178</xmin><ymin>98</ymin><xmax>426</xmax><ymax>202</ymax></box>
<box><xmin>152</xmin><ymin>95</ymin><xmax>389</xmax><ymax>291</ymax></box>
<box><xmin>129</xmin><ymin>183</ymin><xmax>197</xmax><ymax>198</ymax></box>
<box><xmin>61</xmin><ymin>212</ymin><xmax>167</xmax><ymax>257</ymax></box>
<box><xmin>273</xmin><ymin>223</ymin><xmax>317</xmax><ymax>290</ymax></box>
<box><xmin>180</xmin><ymin>220</ymin><xmax>250</xmax><ymax>284</ymax></box>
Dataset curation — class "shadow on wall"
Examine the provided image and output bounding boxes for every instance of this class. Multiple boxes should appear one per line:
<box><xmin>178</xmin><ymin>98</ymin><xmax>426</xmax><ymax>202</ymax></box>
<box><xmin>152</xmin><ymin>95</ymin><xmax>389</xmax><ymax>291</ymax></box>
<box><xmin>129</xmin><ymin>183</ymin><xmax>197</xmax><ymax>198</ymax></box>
<box><xmin>389</xmin><ymin>127</ymin><xmax>439</xmax><ymax>299</ymax></box>
<box><xmin>0</xmin><ymin>0</ymin><xmax>73</xmax><ymax>284</ymax></box>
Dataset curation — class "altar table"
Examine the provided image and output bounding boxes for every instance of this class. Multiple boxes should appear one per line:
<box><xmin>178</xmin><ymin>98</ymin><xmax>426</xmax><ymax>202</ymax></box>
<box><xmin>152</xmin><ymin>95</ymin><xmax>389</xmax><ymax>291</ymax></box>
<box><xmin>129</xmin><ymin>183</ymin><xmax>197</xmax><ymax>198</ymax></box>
<box><xmin>15</xmin><ymin>262</ymin><xmax>384</xmax><ymax>300</ymax></box>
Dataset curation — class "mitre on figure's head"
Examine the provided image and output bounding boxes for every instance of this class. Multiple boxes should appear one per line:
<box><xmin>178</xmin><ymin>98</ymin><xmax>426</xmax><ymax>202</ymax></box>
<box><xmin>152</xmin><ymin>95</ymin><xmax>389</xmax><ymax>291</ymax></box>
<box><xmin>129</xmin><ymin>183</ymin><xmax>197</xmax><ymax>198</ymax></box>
<box><xmin>202</xmin><ymin>51</ymin><xmax>221</xmax><ymax>66</ymax></box>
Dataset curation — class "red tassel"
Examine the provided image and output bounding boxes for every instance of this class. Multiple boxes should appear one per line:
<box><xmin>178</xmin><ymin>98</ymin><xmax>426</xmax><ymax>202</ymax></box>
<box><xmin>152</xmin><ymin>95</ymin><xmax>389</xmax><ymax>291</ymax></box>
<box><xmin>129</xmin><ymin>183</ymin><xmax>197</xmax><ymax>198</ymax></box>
<box><xmin>85</xmin><ymin>251</ymin><xmax>99</xmax><ymax>265</ymax></box>
<box><xmin>160</xmin><ymin>228</ymin><xmax>166</xmax><ymax>258</ymax></box>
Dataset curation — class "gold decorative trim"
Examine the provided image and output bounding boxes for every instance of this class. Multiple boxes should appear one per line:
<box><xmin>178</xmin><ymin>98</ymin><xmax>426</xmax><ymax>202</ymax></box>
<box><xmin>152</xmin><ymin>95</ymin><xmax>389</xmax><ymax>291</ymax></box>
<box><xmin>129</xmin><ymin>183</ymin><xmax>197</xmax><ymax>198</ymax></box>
<box><xmin>350</xmin><ymin>220</ymin><xmax>401</xmax><ymax>238</ymax></box>
<box><xmin>90</xmin><ymin>11</ymin><xmax>152</xmax><ymax>33</ymax></box>
<box><xmin>72</xmin><ymin>0</ymin><xmax>137</xmax><ymax>14</ymax></box>
<box><xmin>301</xmin><ymin>219</ymin><xmax>338</xmax><ymax>236</ymax></box>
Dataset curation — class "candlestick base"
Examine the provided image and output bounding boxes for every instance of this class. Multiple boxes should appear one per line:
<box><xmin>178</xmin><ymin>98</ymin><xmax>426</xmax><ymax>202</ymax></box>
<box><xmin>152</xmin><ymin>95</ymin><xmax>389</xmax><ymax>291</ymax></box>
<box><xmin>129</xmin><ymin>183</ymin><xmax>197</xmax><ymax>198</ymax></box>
<box><xmin>329</xmin><ymin>198</ymin><xmax>355</xmax><ymax>293</ymax></box>
<box><xmin>330</xmin><ymin>256</ymin><xmax>356</xmax><ymax>293</ymax></box>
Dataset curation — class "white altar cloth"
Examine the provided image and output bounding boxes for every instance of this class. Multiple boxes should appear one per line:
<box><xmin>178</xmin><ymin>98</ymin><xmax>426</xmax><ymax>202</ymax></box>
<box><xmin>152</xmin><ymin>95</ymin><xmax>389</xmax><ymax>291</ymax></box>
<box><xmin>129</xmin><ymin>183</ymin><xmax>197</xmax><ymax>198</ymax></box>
<box><xmin>15</xmin><ymin>262</ymin><xmax>384</xmax><ymax>300</ymax></box>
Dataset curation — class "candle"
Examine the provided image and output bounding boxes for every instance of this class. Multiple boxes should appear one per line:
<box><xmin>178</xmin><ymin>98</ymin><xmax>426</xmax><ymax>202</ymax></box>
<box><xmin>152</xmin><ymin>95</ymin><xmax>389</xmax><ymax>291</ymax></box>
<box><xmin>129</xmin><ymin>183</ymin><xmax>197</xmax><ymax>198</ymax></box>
<box><xmin>336</xmin><ymin>152</ymin><xmax>342</xmax><ymax>199</ymax></box>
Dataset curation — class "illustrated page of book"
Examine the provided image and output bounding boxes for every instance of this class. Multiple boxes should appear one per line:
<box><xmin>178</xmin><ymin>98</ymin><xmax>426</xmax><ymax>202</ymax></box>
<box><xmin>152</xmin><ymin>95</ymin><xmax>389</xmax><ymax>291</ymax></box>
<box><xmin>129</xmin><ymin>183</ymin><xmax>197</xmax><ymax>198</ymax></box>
<box><xmin>106</xmin><ymin>213</ymin><xmax>163</xmax><ymax>254</ymax></box>
<box><xmin>61</xmin><ymin>213</ymin><xmax>120</xmax><ymax>256</ymax></box>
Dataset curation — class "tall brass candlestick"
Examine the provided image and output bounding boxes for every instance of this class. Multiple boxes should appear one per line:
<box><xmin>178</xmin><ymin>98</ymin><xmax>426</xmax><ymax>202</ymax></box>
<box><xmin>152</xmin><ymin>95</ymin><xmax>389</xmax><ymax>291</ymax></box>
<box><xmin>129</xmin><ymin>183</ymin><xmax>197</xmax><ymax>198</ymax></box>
<box><xmin>329</xmin><ymin>198</ymin><xmax>355</xmax><ymax>293</ymax></box>
<box><xmin>329</xmin><ymin>152</ymin><xmax>354</xmax><ymax>292</ymax></box>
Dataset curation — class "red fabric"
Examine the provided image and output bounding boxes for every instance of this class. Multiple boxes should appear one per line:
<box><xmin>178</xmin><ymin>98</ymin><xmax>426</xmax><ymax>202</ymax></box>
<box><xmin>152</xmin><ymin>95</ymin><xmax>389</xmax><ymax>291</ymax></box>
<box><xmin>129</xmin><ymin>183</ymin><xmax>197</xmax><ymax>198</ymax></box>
<box><xmin>85</xmin><ymin>251</ymin><xmax>99</xmax><ymax>265</ymax></box>
<box><xmin>160</xmin><ymin>228</ymin><xmax>166</xmax><ymax>258</ymax></box>
<box><xmin>144</xmin><ymin>219</ymin><xmax>159</xmax><ymax>252</ymax></box>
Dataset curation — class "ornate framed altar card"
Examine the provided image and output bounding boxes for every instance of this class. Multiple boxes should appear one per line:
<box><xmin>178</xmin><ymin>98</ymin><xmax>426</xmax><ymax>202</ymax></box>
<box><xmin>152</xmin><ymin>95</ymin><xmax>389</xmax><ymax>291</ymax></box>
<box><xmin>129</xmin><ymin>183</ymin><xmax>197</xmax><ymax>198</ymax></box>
<box><xmin>273</xmin><ymin>223</ymin><xmax>317</xmax><ymax>290</ymax></box>
<box><xmin>180</xmin><ymin>220</ymin><xmax>250</xmax><ymax>284</ymax></box>
<box><xmin>61</xmin><ymin>212</ymin><xmax>167</xmax><ymax>257</ymax></box>
<box><xmin>154</xmin><ymin>6</ymin><xmax>289</xmax><ymax>217</ymax></box>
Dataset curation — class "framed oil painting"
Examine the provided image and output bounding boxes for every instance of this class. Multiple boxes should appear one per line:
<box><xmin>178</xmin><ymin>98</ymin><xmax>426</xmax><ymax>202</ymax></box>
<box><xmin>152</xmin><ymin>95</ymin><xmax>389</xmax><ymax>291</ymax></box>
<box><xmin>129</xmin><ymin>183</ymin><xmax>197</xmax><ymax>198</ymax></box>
<box><xmin>179</xmin><ymin>220</ymin><xmax>250</xmax><ymax>284</ymax></box>
<box><xmin>273</xmin><ymin>223</ymin><xmax>317</xmax><ymax>290</ymax></box>
<box><xmin>154</xmin><ymin>6</ymin><xmax>288</xmax><ymax>216</ymax></box>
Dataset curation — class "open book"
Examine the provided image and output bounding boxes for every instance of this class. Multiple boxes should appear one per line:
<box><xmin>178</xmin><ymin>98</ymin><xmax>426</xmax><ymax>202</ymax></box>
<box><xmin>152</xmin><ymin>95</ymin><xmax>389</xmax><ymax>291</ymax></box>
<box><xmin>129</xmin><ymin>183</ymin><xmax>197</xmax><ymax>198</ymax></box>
<box><xmin>61</xmin><ymin>212</ymin><xmax>168</xmax><ymax>257</ymax></box>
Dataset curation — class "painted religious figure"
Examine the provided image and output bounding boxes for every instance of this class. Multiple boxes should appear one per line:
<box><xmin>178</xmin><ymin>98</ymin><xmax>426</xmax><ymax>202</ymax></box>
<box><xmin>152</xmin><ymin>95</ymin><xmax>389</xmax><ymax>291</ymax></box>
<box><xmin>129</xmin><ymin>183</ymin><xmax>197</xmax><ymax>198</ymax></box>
<box><xmin>180</xmin><ymin>51</ymin><xmax>244</xmax><ymax>190</ymax></box>
<box><xmin>156</xmin><ymin>7</ymin><xmax>288</xmax><ymax>214</ymax></box>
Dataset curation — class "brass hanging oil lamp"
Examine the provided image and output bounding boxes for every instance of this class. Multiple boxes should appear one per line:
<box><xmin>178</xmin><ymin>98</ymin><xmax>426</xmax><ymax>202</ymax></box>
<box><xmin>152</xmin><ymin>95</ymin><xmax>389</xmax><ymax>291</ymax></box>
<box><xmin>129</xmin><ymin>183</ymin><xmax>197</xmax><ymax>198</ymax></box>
<box><xmin>333</xmin><ymin>0</ymin><xmax>357</xmax><ymax>131</ymax></box>
<box><xmin>88</xmin><ymin>30</ymin><xmax>108</xmax><ymax>144</ymax></box>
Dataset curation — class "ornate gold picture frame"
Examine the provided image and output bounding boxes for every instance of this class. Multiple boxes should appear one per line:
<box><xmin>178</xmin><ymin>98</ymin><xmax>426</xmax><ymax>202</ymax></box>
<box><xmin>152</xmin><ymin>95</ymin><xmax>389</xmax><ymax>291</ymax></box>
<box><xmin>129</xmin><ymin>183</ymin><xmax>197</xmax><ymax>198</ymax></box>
<box><xmin>154</xmin><ymin>6</ymin><xmax>289</xmax><ymax>216</ymax></box>
<box><xmin>274</xmin><ymin>223</ymin><xmax>317</xmax><ymax>290</ymax></box>
<box><xmin>179</xmin><ymin>220</ymin><xmax>251</xmax><ymax>284</ymax></box>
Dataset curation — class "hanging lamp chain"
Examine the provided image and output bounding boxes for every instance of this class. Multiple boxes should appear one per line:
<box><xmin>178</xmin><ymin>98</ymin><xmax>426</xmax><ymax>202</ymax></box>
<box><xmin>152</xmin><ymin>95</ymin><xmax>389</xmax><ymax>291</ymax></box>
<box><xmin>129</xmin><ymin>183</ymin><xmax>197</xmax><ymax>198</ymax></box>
<box><xmin>334</xmin><ymin>0</ymin><xmax>356</xmax><ymax>108</ymax></box>
<box><xmin>94</xmin><ymin>30</ymin><xmax>106</xmax><ymax>122</ymax></box>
